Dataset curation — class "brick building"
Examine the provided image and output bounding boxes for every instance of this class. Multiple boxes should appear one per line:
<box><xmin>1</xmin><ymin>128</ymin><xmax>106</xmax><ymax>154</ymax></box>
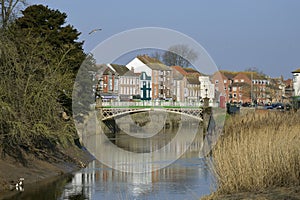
<box><xmin>126</xmin><ymin>55</ymin><xmax>173</xmax><ymax>100</ymax></box>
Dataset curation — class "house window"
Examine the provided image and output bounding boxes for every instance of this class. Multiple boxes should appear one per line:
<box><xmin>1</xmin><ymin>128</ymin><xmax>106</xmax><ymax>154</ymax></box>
<box><xmin>224</xmin><ymin>80</ymin><xmax>227</xmax><ymax>83</ymax></box>
<box><xmin>232</xmin><ymin>87</ymin><xmax>237</xmax><ymax>91</ymax></box>
<box><xmin>114</xmin><ymin>78</ymin><xmax>118</xmax><ymax>91</ymax></box>
<box><xmin>233</xmin><ymin>93</ymin><xmax>237</xmax><ymax>98</ymax></box>
<box><xmin>241</xmin><ymin>79</ymin><xmax>244</xmax><ymax>82</ymax></box>
<box><xmin>234</xmin><ymin>79</ymin><xmax>239</xmax><ymax>82</ymax></box>
<box><xmin>215</xmin><ymin>80</ymin><xmax>219</xmax><ymax>84</ymax></box>
<box><xmin>109</xmin><ymin>78</ymin><xmax>113</xmax><ymax>91</ymax></box>
<box><xmin>224</xmin><ymin>87</ymin><xmax>227</xmax><ymax>90</ymax></box>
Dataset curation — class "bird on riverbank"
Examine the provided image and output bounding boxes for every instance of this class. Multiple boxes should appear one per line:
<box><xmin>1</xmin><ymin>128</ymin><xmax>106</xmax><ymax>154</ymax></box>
<box><xmin>9</xmin><ymin>178</ymin><xmax>24</xmax><ymax>191</ymax></box>
<box><xmin>16</xmin><ymin>178</ymin><xmax>24</xmax><ymax>191</ymax></box>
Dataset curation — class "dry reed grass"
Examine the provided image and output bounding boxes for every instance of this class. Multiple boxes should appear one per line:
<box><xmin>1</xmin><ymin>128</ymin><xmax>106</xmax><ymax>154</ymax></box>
<box><xmin>209</xmin><ymin>111</ymin><xmax>300</xmax><ymax>195</ymax></box>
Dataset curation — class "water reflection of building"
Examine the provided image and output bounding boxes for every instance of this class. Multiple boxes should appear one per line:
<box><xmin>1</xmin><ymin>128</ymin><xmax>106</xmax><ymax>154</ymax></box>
<box><xmin>61</xmin><ymin>161</ymin><xmax>96</xmax><ymax>199</ymax></box>
<box><xmin>65</xmin><ymin>113</ymin><xmax>208</xmax><ymax>199</ymax></box>
<box><xmin>61</xmin><ymin>152</ymin><xmax>208</xmax><ymax>200</ymax></box>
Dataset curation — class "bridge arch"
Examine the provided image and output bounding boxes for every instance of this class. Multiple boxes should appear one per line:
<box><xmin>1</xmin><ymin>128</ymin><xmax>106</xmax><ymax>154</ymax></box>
<box><xmin>99</xmin><ymin>107</ymin><xmax>203</xmax><ymax>121</ymax></box>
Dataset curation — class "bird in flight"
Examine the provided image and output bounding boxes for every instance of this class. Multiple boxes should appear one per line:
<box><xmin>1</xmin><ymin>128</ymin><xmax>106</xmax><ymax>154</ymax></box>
<box><xmin>89</xmin><ymin>28</ymin><xmax>102</xmax><ymax>35</ymax></box>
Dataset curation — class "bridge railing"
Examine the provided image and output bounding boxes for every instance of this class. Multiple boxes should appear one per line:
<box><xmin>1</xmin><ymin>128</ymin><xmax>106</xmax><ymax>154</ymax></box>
<box><xmin>100</xmin><ymin>101</ymin><xmax>204</xmax><ymax>108</ymax></box>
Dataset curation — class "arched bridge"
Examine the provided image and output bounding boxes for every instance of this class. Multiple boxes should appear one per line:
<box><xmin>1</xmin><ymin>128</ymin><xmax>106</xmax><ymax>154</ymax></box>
<box><xmin>96</xmin><ymin>106</ymin><xmax>204</xmax><ymax>121</ymax></box>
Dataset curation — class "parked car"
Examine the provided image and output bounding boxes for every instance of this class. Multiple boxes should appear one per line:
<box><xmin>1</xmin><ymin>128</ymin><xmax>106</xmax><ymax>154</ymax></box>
<box><xmin>272</xmin><ymin>103</ymin><xmax>284</xmax><ymax>109</ymax></box>
<box><xmin>264</xmin><ymin>105</ymin><xmax>273</xmax><ymax>109</ymax></box>
<box><xmin>241</xmin><ymin>102</ymin><xmax>251</xmax><ymax>107</ymax></box>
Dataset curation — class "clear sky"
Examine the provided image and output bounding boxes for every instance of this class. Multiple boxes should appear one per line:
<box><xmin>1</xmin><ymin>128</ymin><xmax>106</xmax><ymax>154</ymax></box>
<box><xmin>28</xmin><ymin>0</ymin><xmax>300</xmax><ymax>79</ymax></box>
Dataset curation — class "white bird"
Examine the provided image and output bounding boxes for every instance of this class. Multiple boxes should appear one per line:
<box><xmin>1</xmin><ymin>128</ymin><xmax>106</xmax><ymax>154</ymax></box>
<box><xmin>89</xmin><ymin>28</ymin><xmax>102</xmax><ymax>35</ymax></box>
<box><xmin>11</xmin><ymin>178</ymin><xmax>24</xmax><ymax>191</ymax></box>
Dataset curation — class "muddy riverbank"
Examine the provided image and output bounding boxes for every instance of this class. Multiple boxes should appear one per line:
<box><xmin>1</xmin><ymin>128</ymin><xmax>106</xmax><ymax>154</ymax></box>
<box><xmin>0</xmin><ymin>146</ymin><xmax>93</xmax><ymax>199</ymax></box>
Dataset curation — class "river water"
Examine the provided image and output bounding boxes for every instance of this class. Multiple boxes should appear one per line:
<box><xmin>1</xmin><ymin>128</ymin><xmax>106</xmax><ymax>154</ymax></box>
<box><xmin>5</xmin><ymin>116</ymin><xmax>215</xmax><ymax>200</ymax></box>
<box><xmin>59</xmin><ymin>157</ymin><xmax>212</xmax><ymax>200</ymax></box>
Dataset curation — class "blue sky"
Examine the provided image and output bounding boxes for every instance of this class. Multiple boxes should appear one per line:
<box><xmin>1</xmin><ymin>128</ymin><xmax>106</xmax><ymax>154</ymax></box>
<box><xmin>28</xmin><ymin>0</ymin><xmax>300</xmax><ymax>79</ymax></box>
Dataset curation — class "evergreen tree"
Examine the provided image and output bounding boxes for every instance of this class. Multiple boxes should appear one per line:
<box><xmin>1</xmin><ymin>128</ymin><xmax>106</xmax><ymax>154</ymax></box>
<box><xmin>15</xmin><ymin>4</ymin><xmax>85</xmax><ymax>73</ymax></box>
<box><xmin>0</xmin><ymin>4</ymin><xmax>89</xmax><ymax>163</ymax></box>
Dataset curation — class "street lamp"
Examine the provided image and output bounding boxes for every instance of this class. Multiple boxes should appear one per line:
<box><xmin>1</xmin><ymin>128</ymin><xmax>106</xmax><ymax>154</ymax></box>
<box><xmin>203</xmin><ymin>88</ymin><xmax>209</xmax><ymax>108</ymax></box>
<box><xmin>199</xmin><ymin>81</ymin><xmax>201</xmax><ymax>103</ymax></box>
<box><xmin>95</xmin><ymin>77</ymin><xmax>103</xmax><ymax>108</ymax></box>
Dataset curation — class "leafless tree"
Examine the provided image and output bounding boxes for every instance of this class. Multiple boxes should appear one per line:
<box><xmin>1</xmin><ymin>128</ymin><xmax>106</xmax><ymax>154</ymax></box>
<box><xmin>245</xmin><ymin>67</ymin><xmax>266</xmax><ymax>76</ymax></box>
<box><xmin>0</xmin><ymin>0</ymin><xmax>26</xmax><ymax>28</ymax></box>
<box><xmin>163</xmin><ymin>44</ymin><xmax>198</xmax><ymax>68</ymax></box>
<box><xmin>150</xmin><ymin>51</ymin><xmax>162</xmax><ymax>61</ymax></box>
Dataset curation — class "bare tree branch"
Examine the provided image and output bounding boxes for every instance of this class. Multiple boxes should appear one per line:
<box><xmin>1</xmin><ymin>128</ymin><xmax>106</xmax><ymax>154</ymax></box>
<box><xmin>162</xmin><ymin>44</ymin><xmax>198</xmax><ymax>68</ymax></box>
<box><xmin>0</xmin><ymin>0</ymin><xmax>26</xmax><ymax>28</ymax></box>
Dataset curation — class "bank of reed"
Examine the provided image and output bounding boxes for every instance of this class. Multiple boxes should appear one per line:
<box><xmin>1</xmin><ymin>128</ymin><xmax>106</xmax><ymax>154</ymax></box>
<box><xmin>208</xmin><ymin>111</ymin><xmax>300</xmax><ymax>197</ymax></box>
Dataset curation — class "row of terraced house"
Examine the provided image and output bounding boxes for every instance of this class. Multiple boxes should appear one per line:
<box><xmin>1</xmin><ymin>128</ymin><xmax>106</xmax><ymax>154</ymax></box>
<box><xmin>94</xmin><ymin>55</ymin><xmax>214</xmax><ymax>103</ymax></box>
<box><xmin>212</xmin><ymin>70</ymin><xmax>295</xmax><ymax>106</ymax></box>
<box><xmin>94</xmin><ymin>54</ymin><xmax>299</xmax><ymax>107</ymax></box>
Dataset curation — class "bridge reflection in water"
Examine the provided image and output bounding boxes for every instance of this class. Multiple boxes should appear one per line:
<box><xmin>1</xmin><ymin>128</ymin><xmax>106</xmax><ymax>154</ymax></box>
<box><xmin>61</xmin><ymin>122</ymin><xmax>212</xmax><ymax>200</ymax></box>
<box><xmin>81</xmin><ymin>111</ymin><xmax>204</xmax><ymax>173</ymax></box>
<box><xmin>65</xmin><ymin>99</ymin><xmax>219</xmax><ymax>199</ymax></box>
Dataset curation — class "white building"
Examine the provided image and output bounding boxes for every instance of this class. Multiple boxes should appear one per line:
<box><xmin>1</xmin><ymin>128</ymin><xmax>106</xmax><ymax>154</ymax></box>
<box><xmin>199</xmin><ymin>76</ymin><xmax>215</xmax><ymax>100</ymax></box>
<box><xmin>126</xmin><ymin>55</ymin><xmax>172</xmax><ymax>100</ymax></box>
<box><xmin>292</xmin><ymin>68</ymin><xmax>300</xmax><ymax>96</ymax></box>
<box><xmin>108</xmin><ymin>64</ymin><xmax>140</xmax><ymax>101</ymax></box>
<box><xmin>171</xmin><ymin>66</ymin><xmax>186</xmax><ymax>102</ymax></box>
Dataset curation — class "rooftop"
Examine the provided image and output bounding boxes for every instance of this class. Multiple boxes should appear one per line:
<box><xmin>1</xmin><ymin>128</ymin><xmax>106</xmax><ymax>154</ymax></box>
<box><xmin>186</xmin><ymin>75</ymin><xmax>200</xmax><ymax>84</ymax></box>
<box><xmin>171</xmin><ymin>66</ymin><xmax>188</xmax><ymax>76</ymax></box>
<box><xmin>219</xmin><ymin>70</ymin><xmax>267</xmax><ymax>80</ymax></box>
<box><xmin>146</xmin><ymin>63</ymin><xmax>171</xmax><ymax>71</ymax></box>
<box><xmin>96</xmin><ymin>64</ymin><xmax>115</xmax><ymax>75</ymax></box>
<box><xmin>292</xmin><ymin>68</ymin><xmax>300</xmax><ymax>73</ymax></box>
<box><xmin>183</xmin><ymin>67</ymin><xmax>201</xmax><ymax>75</ymax></box>
<box><xmin>137</xmin><ymin>55</ymin><xmax>162</xmax><ymax>64</ymax></box>
<box><xmin>110</xmin><ymin>64</ymin><xmax>129</xmax><ymax>76</ymax></box>
<box><xmin>135</xmin><ymin>55</ymin><xmax>170</xmax><ymax>71</ymax></box>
